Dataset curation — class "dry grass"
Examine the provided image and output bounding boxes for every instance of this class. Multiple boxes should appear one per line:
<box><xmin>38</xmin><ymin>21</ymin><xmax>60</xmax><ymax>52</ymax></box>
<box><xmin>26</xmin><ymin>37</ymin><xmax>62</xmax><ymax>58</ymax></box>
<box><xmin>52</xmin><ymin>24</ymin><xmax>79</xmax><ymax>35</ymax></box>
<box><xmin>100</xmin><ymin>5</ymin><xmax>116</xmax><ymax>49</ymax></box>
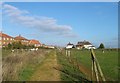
<box><xmin>2</xmin><ymin>49</ymin><xmax>52</xmax><ymax>81</ymax></box>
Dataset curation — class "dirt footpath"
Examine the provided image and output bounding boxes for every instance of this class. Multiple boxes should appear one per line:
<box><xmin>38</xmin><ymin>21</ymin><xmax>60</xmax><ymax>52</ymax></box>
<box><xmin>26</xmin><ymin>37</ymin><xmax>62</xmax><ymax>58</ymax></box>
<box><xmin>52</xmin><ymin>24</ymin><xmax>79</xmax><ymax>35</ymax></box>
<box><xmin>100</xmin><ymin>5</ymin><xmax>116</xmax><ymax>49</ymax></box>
<box><xmin>30</xmin><ymin>50</ymin><xmax>60</xmax><ymax>81</ymax></box>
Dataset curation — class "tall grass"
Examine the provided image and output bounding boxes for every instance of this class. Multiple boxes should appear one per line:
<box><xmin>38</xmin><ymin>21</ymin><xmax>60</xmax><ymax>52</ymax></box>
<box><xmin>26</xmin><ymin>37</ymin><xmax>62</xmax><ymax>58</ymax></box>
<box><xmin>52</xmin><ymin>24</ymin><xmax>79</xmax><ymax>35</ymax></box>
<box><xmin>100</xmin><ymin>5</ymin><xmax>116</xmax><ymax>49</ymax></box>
<box><xmin>2</xmin><ymin>49</ymin><xmax>52</xmax><ymax>81</ymax></box>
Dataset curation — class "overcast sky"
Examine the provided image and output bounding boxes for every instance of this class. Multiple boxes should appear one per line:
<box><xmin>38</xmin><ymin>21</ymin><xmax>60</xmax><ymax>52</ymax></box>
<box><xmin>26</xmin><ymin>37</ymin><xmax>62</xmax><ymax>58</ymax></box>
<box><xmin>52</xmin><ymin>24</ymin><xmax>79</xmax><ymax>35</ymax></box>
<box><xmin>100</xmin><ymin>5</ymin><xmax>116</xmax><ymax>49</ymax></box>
<box><xmin>1</xmin><ymin>2</ymin><xmax>118</xmax><ymax>48</ymax></box>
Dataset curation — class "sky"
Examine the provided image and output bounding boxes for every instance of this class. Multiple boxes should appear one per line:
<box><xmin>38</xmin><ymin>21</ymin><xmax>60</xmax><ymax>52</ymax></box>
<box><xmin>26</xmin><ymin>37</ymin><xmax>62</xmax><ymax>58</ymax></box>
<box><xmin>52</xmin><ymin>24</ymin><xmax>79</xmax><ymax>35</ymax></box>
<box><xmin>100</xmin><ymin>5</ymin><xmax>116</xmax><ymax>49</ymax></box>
<box><xmin>1</xmin><ymin>2</ymin><xmax>118</xmax><ymax>48</ymax></box>
<box><xmin>1</xmin><ymin>0</ymin><xmax>120</xmax><ymax>2</ymax></box>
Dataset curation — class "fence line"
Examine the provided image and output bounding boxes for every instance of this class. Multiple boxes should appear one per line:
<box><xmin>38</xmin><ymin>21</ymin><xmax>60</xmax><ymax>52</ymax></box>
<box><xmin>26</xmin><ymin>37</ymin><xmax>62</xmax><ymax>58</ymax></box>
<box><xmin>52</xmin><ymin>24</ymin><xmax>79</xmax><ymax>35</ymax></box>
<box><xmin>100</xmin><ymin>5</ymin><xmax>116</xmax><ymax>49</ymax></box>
<box><xmin>91</xmin><ymin>49</ymin><xmax>106</xmax><ymax>81</ymax></box>
<box><xmin>65</xmin><ymin>49</ymin><xmax>106</xmax><ymax>82</ymax></box>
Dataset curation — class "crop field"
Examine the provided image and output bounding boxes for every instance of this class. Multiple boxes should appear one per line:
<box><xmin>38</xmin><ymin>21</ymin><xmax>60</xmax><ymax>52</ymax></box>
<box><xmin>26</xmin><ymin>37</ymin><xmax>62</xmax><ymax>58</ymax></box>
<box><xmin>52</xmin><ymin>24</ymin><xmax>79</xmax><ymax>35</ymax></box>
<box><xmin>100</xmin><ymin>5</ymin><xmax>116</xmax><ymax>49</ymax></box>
<box><xmin>58</xmin><ymin>49</ymin><xmax>118</xmax><ymax>81</ymax></box>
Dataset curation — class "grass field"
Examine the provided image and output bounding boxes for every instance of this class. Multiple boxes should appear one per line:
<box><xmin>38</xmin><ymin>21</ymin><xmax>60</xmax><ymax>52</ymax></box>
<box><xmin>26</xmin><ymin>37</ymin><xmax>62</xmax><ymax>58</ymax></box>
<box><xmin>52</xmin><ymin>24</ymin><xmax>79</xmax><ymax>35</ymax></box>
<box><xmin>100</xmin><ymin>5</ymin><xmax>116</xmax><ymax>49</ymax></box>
<box><xmin>1</xmin><ymin>48</ymin><xmax>119</xmax><ymax>81</ymax></box>
<box><xmin>56</xmin><ymin>50</ymin><xmax>90</xmax><ymax>82</ymax></box>
<box><xmin>69</xmin><ymin>49</ymin><xmax>118</xmax><ymax>81</ymax></box>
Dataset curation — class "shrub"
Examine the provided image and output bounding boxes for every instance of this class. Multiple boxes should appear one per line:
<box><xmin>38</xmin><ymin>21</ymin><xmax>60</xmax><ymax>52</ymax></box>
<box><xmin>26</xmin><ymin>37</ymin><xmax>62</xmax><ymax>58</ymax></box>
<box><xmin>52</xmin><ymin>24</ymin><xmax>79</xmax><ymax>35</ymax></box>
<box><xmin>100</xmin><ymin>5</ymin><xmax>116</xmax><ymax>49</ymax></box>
<box><xmin>98</xmin><ymin>43</ymin><xmax>105</xmax><ymax>49</ymax></box>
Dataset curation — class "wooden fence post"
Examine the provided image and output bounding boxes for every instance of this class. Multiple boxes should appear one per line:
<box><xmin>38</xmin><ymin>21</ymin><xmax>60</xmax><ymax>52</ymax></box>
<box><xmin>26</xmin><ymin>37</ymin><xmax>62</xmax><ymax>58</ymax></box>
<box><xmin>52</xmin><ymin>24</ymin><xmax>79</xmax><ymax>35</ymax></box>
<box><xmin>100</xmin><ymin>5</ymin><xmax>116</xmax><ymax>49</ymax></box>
<box><xmin>91</xmin><ymin>60</ymin><xmax>94</xmax><ymax>81</ymax></box>
<box><xmin>94</xmin><ymin>60</ymin><xmax>99</xmax><ymax>81</ymax></box>
<box><xmin>96</xmin><ymin>58</ymin><xmax>106</xmax><ymax>81</ymax></box>
<box><xmin>68</xmin><ymin>50</ymin><xmax>70</xmax><ymax>57</ymax></box>
<box><xmin>66</xmin><ymin>50</ymin><xmax>68</xmax><ymax>57</ymax></box>
<box><xmin>91</xmin><ymin>49</ymin><xmax>106</xmax><ymax>82</ymax></box>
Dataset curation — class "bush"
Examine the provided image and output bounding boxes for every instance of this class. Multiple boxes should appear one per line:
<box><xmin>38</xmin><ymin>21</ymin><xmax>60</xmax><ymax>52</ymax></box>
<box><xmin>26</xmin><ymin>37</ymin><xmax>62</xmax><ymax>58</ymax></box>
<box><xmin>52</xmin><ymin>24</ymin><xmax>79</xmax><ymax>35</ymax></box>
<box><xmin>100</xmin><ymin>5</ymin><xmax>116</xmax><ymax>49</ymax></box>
<box><xmin>4</xmin><ymin>42</ymin><xmax>35</xmax><ymax>49</ymax></box>
<box><xmin>98</xmin><ymin>43</ymin><xmax>105</xmax><ymax>49</ymax></box>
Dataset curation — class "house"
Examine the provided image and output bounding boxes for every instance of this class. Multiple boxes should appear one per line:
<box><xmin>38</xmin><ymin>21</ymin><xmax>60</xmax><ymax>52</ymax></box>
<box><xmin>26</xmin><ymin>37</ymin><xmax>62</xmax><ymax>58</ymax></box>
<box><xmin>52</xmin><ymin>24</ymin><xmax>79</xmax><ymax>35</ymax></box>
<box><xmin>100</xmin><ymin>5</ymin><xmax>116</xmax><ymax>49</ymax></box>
<box><xmin>76</xmin><ymin>40</ymin><xmax>96</xmax><ymax>49</ymax></box>
<box><xmin>47</xmin><ymin>45</ymin><xmax>55</xmax><ymax>49</ymax></box>
<box><xmin>29</xmin><ymin>39</ymin><xmax>42</xmax><ymax>47</ymax></box>
<box><xmin>14</xmin><ymin>35</ymin><xmax>29</xmax><ymax>45</ymax></box>
<box><xmin>42</xmin><ymin>44</ymin><xmax>55</xmax><ymax>49</ymax></box>
<box><xmin>0</xmin><ymin>32</ymin><xmax>43</xmax><ymax>48</ymax></box>
<box><xmin>76</xmin><ymin>42</ymin><xmax>84</xmax><ymax>49</ymax></box>
<box><xmin>66</xmin><ymin>42</ymin><xmax>74</xmax><ymax>49</ymax></box>
<box><xmin>0</xmin><ymin>32</ymin><xmax>14</xmax><ymax>48</ymax></box>
<box><xmin>87</xmin><ymin>46</ymin><xmax>96</xmax><ymax>49</ymax></box>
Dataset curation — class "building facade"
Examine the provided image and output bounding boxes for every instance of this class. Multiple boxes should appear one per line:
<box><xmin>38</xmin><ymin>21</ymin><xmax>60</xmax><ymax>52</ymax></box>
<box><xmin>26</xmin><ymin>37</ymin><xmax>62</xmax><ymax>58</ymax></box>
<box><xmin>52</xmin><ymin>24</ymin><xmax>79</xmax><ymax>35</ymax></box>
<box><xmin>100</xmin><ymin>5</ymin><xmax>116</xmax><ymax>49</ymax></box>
<box><xmin>76</xmin><ymin>40</ymin><xmax>96</xmax><ymax>49</ymax></box>
<box><xmin>66</xmin><ymin>42</ymin><xmax>74</xmax><ymax>49</ymax></box>
<box><xmin>0</xmin><ymin>32</ymin><xmax>42</xmax><ymax>48</ymax></box>
<box><xmin>14</xmin><ymin>35</ymin><xmax>30</xmax><ymax>45</ymax></box>
<box><xmin>29</xmin><ymin>39</ymin><xmax>42</xmax><ymax>47</ymax></box>
<box><xmin>0</xmin><ymin>32</ymin><xmax>14</xmax><ymax>48</ymax></box>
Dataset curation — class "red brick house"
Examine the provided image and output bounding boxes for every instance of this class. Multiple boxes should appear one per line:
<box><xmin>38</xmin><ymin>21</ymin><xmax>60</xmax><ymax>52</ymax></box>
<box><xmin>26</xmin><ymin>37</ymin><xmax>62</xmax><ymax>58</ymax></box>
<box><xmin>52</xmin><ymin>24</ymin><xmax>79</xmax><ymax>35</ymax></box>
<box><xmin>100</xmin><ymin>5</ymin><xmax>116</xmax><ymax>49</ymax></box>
<box><xmin>0</xmin><ymin>32</ymin><xmax>14</xmax><ymax>48</ymax></box>
<box><xmin>0</xmin><ymin>32</ymin><xmax>42</xmax><ymax>48</ymax></box>
<box><xmin>14</xmin><ymin>35</ymin><xmax>29</xmax><ymax>45</ymax></box>
<box><xmin>29</xmin><ymin>39</ymin><xmax>42</xmax><ymax>47</ymax></box>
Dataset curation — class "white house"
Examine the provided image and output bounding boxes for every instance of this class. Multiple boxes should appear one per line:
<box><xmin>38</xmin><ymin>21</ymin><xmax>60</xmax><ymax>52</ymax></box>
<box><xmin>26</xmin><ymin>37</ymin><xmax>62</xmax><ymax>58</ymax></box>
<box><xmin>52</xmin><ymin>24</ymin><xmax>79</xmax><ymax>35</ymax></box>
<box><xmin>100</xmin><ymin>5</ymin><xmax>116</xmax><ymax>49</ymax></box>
<box><xmin>84</xmin><ymin>45</ymin><xmax>96</xmax><ymax>49</ymax></box>
<box><xmin>76</xmin><ymin>40</ymin><xmax>96</xmax><ymax>49</ymax></box>
<box><xmin>87</xmin><ymin>46</ymin><xmax>96</xmax><ymax>49</ymax></box>
<box><xmin>47</xmin><ymin>45</ymin><xmax>55</xmax><ymax>49</ymax></box>
<box><xmin>66</xmin><ymin>42</ymin><xmax>74</xmax><ymax>49</ymax></box>
<box><xmin>43</xmin><ymin>44</ymin><xmax>55</xmax><ymax>49</ymax></box>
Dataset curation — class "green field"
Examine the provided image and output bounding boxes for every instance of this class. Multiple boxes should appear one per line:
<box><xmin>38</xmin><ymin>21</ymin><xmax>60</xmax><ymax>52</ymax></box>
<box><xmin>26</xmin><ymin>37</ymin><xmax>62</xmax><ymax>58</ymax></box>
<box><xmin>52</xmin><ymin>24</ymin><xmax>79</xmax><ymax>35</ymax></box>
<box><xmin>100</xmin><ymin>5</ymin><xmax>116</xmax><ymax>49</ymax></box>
<box><xmin>57</xmin><ymin>50</ymin><xmax>88</xmax><ymax>81</ymax></box>
<box><xmin>61</xmin><ymin>49</ymin><xmax>118</xmax><ymax>81</ymax></box>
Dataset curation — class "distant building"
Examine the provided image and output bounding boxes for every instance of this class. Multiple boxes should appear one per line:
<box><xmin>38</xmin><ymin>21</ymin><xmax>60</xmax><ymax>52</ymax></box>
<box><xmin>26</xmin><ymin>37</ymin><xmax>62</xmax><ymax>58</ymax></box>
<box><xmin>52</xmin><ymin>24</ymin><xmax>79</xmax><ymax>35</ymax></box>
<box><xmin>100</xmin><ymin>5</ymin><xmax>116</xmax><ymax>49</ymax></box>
<box><xmin>66</xmin><ymin>42</ymin><xmax>74</xmax><ymax>49</ymax></box>
<box><xmin>76</xmin><ymin>42</ymin><xmax>84</xmax><ymax>49</ymax></box>
<box><xmin>29</xmin><ymin>39</ymin><xmax>42</xmax><ymax>47</ymax></box>
<box><xmin>42</xmin><ymin>44</ymin><xmax>55</xmax><ymax>49</ymax></box>
<box><xmin>47</xmin><ymin>45</ymin><xmax>55</xmax><ymax>49</ymax></box>
<box><xmin>76</xmin><ymin>40</ymin><xmax>96</xmax><ymax>49</ymax></box>
<box><xmin>14</xmin><ymin>35</ymin><xmax>29</xmax><ymax>45</ymax></box>
<box><xmin>0</xmin><ymin>32</ymin><xmax>42</xmax><ymax>48</ymax></box>
<box><xmin>0</xmin><ymin>32</ymin><xmax>14</xmax><ymax>48</ymax></box>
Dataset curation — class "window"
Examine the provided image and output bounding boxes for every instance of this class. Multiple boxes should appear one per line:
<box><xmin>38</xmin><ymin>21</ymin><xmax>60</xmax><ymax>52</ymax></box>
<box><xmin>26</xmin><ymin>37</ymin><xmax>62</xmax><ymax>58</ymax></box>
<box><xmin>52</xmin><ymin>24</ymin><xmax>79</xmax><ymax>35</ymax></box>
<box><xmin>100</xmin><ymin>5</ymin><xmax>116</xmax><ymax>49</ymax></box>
<box><xmin>3</xmin><ymin>38</ymin><xmax>6</xmax><ymax>40</ymax></box>
<box><xmin>11</xmin><ymin>38</ymin><xmax>13</xmax><ymax>40</ymax></box>
<box><xmin>7</xmin><ymin>38</ymin><xmax>9</xmax><ymax>40</ymax></box>
<box><xmin>0</xmin><ymin>37</ymin><xmax>2</xmax><ymax>40</ymax></box>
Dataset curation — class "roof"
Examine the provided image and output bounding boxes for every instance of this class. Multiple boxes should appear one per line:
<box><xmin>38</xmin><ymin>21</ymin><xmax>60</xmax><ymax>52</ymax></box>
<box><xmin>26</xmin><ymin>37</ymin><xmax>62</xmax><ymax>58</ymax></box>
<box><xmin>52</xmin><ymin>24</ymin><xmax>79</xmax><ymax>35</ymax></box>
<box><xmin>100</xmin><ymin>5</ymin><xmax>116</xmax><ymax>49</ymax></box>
<box><xmin>77</xmin><ymin>40</ymin><xmax>92</xmax><ymax>45</ymax></box>
<box><xmin>0</xmin><ymin>32</ymin><xmax>13</xmax><ymax>38</ymax></box>
<box><xmin>14</xmin><ymin>35</ymin><xmax>28</xmax><ymax>40</ymax></box>
<box><xmin>67</xmin><ymin>42</ymin><xmax>74</xmax><ymax>45</ymax></box>
<box><xmin>29</xmin><ymin>39</ymin><xmax>41</xmax><ymax>44</ymax></box>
